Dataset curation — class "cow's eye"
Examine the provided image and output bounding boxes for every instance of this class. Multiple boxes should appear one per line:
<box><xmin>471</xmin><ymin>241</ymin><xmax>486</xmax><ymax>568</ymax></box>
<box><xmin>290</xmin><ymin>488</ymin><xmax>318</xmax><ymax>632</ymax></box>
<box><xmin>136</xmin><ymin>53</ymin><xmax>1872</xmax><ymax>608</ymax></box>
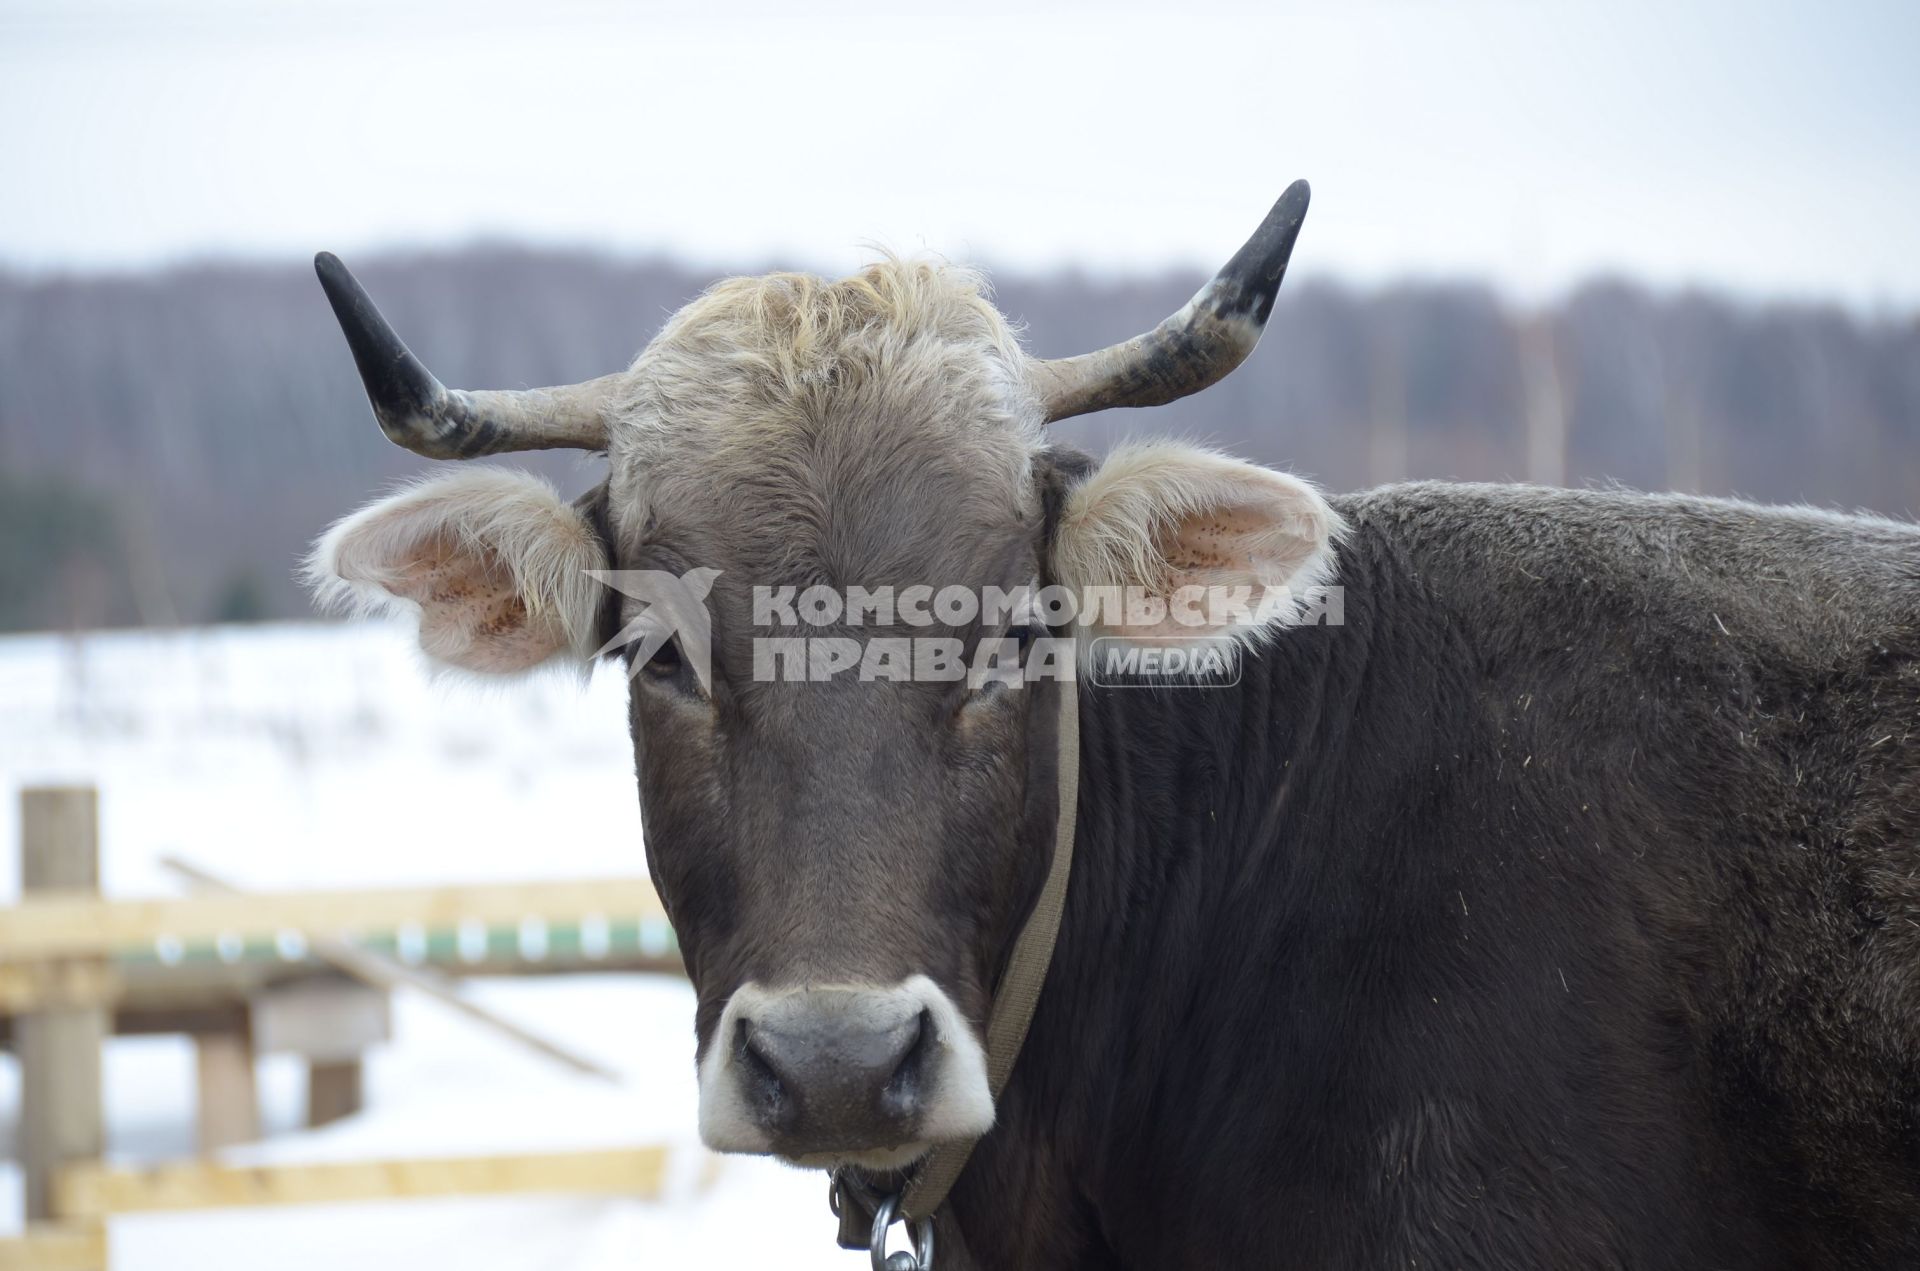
<box><xmin>637</xmin><ymin>636</ymin><xmax>683</xmax><ymax>679</ymax></box>
<box><xmin>982</xmin><ymin>625</ymin><xmax>1040</xmax><ymax>671</ymax></box>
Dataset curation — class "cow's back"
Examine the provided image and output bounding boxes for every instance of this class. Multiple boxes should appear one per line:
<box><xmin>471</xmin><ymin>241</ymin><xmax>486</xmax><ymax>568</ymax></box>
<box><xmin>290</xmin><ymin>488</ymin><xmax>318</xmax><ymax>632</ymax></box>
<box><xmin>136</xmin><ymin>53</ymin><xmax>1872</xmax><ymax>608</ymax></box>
<box><xmin>1335</xmin><ymin>482</ymin><xmax>1920</xmax><ymax>1263</ymax></box>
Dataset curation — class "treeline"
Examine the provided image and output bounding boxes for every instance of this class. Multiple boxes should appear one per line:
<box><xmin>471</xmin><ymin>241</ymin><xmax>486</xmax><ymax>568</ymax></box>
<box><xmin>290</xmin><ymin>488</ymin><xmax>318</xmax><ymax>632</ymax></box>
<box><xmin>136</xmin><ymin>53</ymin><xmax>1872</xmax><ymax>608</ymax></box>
<box><xmin>1</xmin><ymin>249</ymin><xmax>1915</xmax><ymax>633</ymax></box>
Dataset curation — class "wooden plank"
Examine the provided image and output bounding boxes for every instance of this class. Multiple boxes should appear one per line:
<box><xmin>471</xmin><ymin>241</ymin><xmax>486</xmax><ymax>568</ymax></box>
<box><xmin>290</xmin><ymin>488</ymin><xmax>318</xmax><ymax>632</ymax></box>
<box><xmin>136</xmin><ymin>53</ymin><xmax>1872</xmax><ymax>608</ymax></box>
<box><xmin>0</xmin><ymin>1224</ymin><xmax>106</xmax><ymax>1271</ymax></box>
<box><xmin>54</xmin><ymin>1147</ymin><xmax>672</xmax><ymax>1219</ymax></box>
<box><xmin>17</xmin><ymin>787</ymin><xmax>106</xmax><ymax>1224</ymax></box>
<box><xmin>194</xmin><ymin>1030</ymin><xmax>259</xmax><ymax>1152</ymax></box>
<box><xmin>0</xmin><ymin>878</ymin><xmax>668</xmax><ymax>960</ymax></box>
<box><xmin>0</xmin><ymin>948</ymin><xmax>681</xmax><ymax>1033</ymax></box>
<box><xmin>111</xmin><ymin>999</ymin><xmax>250</xmax><ymax>1043</ymax></box>
<box><xmin>113</xmin><ymin>961</ymin><xmax>289</xmax><ymax>1008</ymax></box>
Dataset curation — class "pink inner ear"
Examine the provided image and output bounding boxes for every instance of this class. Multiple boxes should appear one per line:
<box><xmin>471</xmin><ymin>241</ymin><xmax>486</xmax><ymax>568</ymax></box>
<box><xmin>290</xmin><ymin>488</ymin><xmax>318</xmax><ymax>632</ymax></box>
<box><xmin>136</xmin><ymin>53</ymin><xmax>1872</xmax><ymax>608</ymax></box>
<box><xmin>388</xmin><ymin>535</ymin><xmax>566</xmax><ymax>674</ymax></box>
<box><xmin>1156</xmin><ymin>502</ymin><xmax>1311</xmax><ymax>592</ymax></box>
<box><xmin>1091</xmin><ymin>499</ymin><xmax>1323</xmax><ymax>642</ymax></box>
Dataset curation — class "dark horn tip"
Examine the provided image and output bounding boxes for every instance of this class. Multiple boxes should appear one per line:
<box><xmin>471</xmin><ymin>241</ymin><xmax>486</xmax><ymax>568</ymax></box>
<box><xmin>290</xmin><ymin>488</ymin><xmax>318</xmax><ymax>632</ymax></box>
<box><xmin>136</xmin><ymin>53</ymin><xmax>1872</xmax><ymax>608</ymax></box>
<box><xmin>311</xmin><ymin>248</ymin><xmax>448</xmax><ymax>447</ymax></box>
<box><xmin>313</xmin><ymin>250</ymin><xmax>353</xmax><ymax>297</ymax></box>
<box><xmin>312</xmin><ymin>251</ymin><xmax>369</xmax><ymax>322</ymax></box>
<box><xmin>1215</xmin><ymin>179</ymin><xmax>1313</xmax><ymax>326</ymax></box>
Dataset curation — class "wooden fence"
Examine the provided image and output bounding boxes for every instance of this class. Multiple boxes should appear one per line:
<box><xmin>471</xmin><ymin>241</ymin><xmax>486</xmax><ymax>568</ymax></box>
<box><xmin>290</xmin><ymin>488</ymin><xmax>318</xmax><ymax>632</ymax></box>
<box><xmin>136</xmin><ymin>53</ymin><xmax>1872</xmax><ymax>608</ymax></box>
<box><xmin>0</xmin><ymin>785</ymin><xmax>693</xmax><ymax>1271</ymax></box>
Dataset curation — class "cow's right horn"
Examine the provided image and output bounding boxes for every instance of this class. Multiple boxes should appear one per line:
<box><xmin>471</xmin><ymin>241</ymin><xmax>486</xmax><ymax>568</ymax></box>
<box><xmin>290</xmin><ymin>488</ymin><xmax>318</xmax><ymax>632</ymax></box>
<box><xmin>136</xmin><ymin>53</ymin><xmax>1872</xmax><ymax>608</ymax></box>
<box><xmin>314</xmin><ymin>252</ymin><xmax>620</xmax><ymax>459</ymax></box>
<box><xmin>1027</xmin><ymin>180</ymin><xmax>1311</xmax><ymax>423</ymax></box>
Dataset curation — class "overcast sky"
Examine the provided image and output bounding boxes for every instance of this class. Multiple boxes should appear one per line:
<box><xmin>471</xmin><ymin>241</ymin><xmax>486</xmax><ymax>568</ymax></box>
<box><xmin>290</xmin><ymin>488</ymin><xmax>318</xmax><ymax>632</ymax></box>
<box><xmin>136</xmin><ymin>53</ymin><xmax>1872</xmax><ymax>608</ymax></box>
<box><xmin>2</xmin><ymin>0</ymin><xmax>1916</xmax><ymax>307</ymax></box>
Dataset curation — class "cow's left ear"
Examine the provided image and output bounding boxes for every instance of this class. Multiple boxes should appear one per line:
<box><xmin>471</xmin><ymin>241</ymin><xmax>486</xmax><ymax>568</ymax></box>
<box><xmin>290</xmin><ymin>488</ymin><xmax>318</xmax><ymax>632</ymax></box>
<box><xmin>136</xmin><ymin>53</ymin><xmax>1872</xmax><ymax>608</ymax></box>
<box><xmin>1047</xmin><ymin>441</ymin><xmax>1343</xmax><ymax>642</ymax></box>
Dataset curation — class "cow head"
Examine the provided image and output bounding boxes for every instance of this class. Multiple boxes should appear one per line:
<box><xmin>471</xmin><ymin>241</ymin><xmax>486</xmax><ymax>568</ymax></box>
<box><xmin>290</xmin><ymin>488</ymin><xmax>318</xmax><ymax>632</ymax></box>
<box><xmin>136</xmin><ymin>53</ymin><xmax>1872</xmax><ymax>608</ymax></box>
<box><xmin>306</xmin><ymin>183</ymin><xmax>1340</xmax><ymax>1170</ymax></box>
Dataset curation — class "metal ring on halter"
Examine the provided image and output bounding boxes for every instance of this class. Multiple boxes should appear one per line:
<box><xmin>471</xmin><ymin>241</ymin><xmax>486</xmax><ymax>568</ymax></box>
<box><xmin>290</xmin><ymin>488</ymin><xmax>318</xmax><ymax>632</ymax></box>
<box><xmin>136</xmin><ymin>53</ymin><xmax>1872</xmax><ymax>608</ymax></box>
<box><xmin>869</xmin><ymin>1191</ymin><xmax>936</xmax><ymax>1271</ymax></box>
<box><xmin>828</xmin><ymin>1171</ymin><xmax>850</xmax><ymax>1219</ymax></box>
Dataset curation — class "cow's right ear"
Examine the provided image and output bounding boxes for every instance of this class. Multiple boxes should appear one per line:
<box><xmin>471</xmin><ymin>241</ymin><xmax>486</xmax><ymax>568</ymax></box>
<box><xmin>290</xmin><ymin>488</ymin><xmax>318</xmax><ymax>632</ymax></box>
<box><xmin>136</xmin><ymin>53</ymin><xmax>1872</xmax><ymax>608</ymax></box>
<box><xmin>306</xmin><ymin>468</ymin><xmax>607</xmax><ymax>675</ymax></box>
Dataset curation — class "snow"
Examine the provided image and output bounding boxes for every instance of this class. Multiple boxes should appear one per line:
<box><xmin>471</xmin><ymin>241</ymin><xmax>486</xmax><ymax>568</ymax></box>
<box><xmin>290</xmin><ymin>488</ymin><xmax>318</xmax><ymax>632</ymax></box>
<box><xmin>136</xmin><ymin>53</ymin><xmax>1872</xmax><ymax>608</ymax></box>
<box><xmin>0</xmin><ymin>620</ymin><xmax>868</xmax><ymax>1267</ymax></box>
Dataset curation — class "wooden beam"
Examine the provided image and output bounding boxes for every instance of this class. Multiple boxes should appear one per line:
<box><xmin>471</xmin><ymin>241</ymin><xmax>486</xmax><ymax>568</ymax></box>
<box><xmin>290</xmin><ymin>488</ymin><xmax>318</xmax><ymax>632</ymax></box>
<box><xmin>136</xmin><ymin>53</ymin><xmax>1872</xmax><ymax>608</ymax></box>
<box><xmin>54</xmin><ymin>1147</ymin><xmax>672</xmax><ymax>1219</ymax></box>
<box><xmin>167</xmin><ymin>858</ymin><xmax>620</xmax><ymax>1083</ymax></box>
<box><xmin>111</xmin><ymin>999</ymin><xmax>250</xmax><ymax>1043</ymax></box>
<box><xmin>0</xmin><ymin>878</ymin><xmax>668</xmax><ymax>960</ymax></box>
<box><xmin>194</xmin><ymin>1029</ymin><xmax>259</xmax><ymax>1152</ymax></box>
<box><xmin>0</xmin><ymin>960</ymin><xmax>120</xmax><ymax>1014</ymax></box>
<box><xmin>17</xmin><ymin>787</ymin><xmax>107</xmax><ymax>1224</ymax></box>
<box><xmin>0</xmin><ymin>951</ymin><xmax>681</xmax><ymax>1035</ymax></box>
<box><xmin>0</xmin><ymin>1224</ymin><xmax>106</xmax><ymax>1271</ymax></box>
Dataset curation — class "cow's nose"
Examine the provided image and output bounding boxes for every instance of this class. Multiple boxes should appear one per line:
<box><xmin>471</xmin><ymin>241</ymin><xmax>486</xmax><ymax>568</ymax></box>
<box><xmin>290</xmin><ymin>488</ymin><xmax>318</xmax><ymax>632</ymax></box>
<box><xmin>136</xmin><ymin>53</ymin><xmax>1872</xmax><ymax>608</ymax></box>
<box><xmin>698</xmin><ymin>978</ymin><xmax>995</xmax><ymax>1161</ymax></box>
<box><xmin>732</xmin><ymin>995</ymin><xmax>932</xmax><ymax>1150</ymax></box>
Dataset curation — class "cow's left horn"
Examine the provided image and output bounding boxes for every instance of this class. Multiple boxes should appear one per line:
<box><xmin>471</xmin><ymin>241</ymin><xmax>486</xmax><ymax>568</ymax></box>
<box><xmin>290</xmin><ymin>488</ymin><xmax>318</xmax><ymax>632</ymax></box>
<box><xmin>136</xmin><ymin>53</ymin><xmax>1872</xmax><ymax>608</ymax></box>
<box><xmin>1028</xmin><ymin>180</ymin><xmax>1311</xmax><ymax>423</ymax></box>
<box><xmin>314</xmin><ymin>252</ymin><xmax>620</xmax><ymax>458</ymax></box>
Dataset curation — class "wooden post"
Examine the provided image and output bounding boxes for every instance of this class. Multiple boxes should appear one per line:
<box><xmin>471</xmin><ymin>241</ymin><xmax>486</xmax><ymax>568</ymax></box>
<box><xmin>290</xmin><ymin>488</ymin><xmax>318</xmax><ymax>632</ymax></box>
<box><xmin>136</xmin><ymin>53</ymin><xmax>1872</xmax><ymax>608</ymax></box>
<box><xmin>306</xmin><ymin>1060</ymin><xmax>364</xmax><ymax>1128</ymax></box>
<box><xmin>194</xmin><ymin>1026</ymin><xmax>259</xmax><ymax>1152</ymax></box>
<box><xmin>16</xmin><ymin>787</ymin><xmax>107</xmax><ymax>1223</ymax></box>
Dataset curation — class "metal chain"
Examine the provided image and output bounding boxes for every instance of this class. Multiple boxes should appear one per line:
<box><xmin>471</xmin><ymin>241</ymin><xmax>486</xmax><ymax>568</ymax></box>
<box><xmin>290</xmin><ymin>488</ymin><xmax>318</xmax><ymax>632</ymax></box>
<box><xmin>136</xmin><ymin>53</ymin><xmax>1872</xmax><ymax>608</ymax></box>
<box><xmin>869</xmin><ymin>1191</ymin><xmax>936</xmax><ymax>1271</ymax></box>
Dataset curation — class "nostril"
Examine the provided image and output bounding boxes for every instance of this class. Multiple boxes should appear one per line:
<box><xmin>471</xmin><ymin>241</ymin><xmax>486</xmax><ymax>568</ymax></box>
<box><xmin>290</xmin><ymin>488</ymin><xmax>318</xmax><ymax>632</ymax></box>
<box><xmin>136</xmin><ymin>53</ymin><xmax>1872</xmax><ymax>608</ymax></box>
<box><xmin>736</xmin><ymin>1019</ymin><xmax>794</xmax><ymax>1129</ymax></box>
<box><xmin>898</xmin><ymin>1008</ymin><xmax>933</xmax><ymax>1077</ymax></box>
<box><xmin>880</xmin><ymin>1008</ymin><xmax>934</xmax><ymax>1116</ymax></box>
<box><xmin>739</xmin><ymin>1020</ymin><xmax>777</xmax><ymax>1085</ymax></box>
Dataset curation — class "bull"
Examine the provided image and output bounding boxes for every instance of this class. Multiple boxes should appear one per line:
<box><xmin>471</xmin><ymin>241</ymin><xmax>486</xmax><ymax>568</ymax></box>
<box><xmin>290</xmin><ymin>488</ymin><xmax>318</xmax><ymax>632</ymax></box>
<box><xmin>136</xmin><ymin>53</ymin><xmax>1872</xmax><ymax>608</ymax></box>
<box><xmin>307</xmin><ymin>183</ymin><xmax>1920</xmax><ymax>1269</ymax></box>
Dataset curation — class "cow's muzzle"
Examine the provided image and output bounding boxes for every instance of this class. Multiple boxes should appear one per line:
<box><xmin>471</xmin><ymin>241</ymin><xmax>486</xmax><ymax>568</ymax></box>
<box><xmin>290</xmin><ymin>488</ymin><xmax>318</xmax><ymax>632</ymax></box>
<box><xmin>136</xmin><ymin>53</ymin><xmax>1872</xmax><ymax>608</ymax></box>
<box><xmin>697</xmin><ymin>976</ymin><xmax>993</xmax><ymax>1168</ymax></box>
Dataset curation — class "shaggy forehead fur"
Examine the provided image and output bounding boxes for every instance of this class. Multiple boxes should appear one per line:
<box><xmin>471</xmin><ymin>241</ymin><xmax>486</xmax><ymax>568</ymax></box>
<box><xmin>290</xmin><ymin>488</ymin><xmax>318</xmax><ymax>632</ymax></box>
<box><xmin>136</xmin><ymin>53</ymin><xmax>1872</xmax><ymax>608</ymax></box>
<box><xmin>604</xmin><ymin>258</ymin><xmax>1046</xmax><ymax>587</ymax></box>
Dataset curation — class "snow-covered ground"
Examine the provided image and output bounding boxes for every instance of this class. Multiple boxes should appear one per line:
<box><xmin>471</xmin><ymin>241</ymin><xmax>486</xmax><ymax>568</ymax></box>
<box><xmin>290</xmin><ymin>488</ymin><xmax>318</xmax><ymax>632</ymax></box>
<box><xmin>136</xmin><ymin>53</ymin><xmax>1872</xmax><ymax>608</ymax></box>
<box><xmin>0</xmin><ymin>620</ymin><xmax>866</xmax><ymax>1267</ymax></box>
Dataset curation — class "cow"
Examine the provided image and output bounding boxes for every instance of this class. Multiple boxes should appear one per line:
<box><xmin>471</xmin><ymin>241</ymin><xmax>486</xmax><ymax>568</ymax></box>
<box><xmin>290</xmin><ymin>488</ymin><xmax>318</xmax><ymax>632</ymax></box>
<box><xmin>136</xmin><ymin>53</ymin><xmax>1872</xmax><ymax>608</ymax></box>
<box><xmin>306</xmin><ymin>183</ymin><xmax>1920</xmax><ymax>1269</ymax></box>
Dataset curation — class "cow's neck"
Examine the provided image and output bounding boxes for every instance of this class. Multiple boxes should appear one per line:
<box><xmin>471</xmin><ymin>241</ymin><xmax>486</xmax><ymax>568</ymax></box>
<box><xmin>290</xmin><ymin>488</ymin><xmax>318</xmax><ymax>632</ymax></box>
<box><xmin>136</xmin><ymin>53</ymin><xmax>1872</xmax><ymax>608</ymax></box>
<box><xmin>952</xmin><ymin>543</ymin><xmax>1433</xmax><ymax>1266</ymax></box>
